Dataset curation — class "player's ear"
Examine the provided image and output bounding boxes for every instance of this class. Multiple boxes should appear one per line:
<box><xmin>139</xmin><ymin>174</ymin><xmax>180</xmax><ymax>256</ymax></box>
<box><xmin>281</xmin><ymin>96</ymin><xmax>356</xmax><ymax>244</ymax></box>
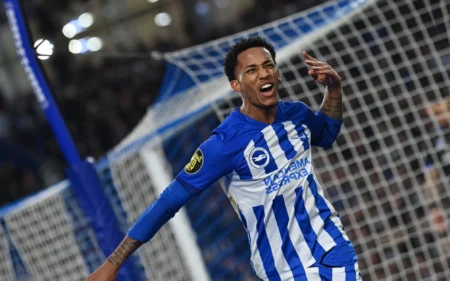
<box><xmin>277</xmin><ymin>69</ymin><xmax>281</xmax><ymax>82</ymax></box>
<box><xmin>230</xmin><ymin>80</ymin><xmax>241</xmax><ymax>93</ymax></box>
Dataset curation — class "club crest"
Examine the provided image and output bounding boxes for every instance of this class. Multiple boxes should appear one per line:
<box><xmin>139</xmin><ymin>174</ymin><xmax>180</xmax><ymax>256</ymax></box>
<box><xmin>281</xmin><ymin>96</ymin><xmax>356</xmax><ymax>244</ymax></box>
<box><xmin>249</xmin><ymin>147</ymin><xmax>270</xmax><ymax>169</ymax></box>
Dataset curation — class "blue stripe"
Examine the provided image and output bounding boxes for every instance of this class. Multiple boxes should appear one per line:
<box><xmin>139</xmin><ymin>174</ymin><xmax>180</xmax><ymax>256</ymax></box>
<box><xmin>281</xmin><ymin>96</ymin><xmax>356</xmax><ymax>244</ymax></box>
<box><xmin>238</xmin><ymin>206</ymin><xmax>252</xmax><ymax>247</ymax></box>
<box><xmin>237</xmin><ymin>155</ymin><xmax>254</xmax><ymax>180</ymax></box>
<box><xmin>294</xmin><ymin>125</ymin><xmax>310</xmax><ymax>151</ymax></box>
<box><xmin>319</xmin><ymin>266</ymin><xmax>333</xmax><ymax>281</ymax></box>
<box><xmin>274</xmin><ymin>124</ymin><xmax>296</xmax><ymax>160</ymax></box>
<box><xmin>272</xmin><ymin>195</ymin><xmax>305</xmax><ymax>280</ymax></box>
<box><xmin>258</xmin><ymin>133</ymin><xmax>278</xmax><ymax>174</ymax></box>
<box><xmin>294</xmin><ymin>187</ymin><xmax>327</xmax><ymax>261</ymax></box>
<box><xmin>345</xmin><ymin>264</ymin><xmax>357</xmax><ymax>281</ymax></box>
<box><xmin>252</xmin><ymin>206</ymin><xmax>281</xmax><ymax>281</ymax></box>
<box><xmin>307</xmin><ymin>175</ymin><xmax>346</xmax><ymax>245</ymax></box>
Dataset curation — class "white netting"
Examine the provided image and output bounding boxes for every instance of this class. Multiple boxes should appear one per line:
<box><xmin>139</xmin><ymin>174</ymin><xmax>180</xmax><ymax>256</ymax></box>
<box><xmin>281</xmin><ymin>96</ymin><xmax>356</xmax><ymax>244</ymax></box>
<box><xmin>1</xmin><ymin>182</ymin><xmax>104</xmax><ymax>281</ymax></box>
<box><xmin>106</xmin><ymin>146</ymin><xmax>191</xmax><ymax>281</ymax></box>
<box><xmin>111</xmin><ymin>0</ymin><xmax>450</xmax><ymax>280</ymax></box>
<box><xmin>0</xmin><ymin>226</ymin><xmax>14</xmax><ymax>281</ymax></box>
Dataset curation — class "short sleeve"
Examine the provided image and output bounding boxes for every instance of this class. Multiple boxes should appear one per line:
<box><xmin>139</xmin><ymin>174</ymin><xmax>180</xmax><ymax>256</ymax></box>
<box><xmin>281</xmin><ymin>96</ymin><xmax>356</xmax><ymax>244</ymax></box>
<box><xmin>176</xmin><ymin>133</ymin><xmax>234</xmax><ymax>195</ymax></box>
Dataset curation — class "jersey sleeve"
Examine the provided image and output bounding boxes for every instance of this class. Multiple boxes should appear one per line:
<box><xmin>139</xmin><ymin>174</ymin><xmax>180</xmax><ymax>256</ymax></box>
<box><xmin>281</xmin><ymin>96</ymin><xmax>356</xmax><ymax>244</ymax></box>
<box><xmin>295</xmin><ymin>102</ymin><xmax>343</xmax><ymax>148</ymax></box>
<box><xmin>176</xmin><ymin>132</ymin><xmax>234</xmax><ymax>195</ymax></box>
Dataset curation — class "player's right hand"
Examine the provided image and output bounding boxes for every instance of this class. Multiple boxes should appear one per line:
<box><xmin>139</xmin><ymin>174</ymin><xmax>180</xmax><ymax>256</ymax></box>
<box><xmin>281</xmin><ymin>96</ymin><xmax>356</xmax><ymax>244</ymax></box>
<box><xmin>84</xmin><ymin>261</ymin><xmax>120</xmax><ymax>281</ymax></box>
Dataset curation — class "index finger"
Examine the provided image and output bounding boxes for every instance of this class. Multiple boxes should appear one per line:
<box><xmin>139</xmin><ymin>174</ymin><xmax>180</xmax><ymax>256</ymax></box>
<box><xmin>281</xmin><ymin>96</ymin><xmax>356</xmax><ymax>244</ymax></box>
<box><xmin>302</xmin><ymin>51</ymin><xmax>317</xmax><ymax>61</ymax></box>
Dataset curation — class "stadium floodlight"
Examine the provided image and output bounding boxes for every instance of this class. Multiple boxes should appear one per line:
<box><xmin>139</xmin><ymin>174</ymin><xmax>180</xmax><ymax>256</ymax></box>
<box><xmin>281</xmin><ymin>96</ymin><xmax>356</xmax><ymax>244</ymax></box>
<box><xmin>62</xmin><ymin>13</ymin><xmax>94</xmax><ymax>39</ymax></box>
<box><xmin>34</xmin><ymin>39</ymin><xmax>53</xmax><ymax>60</ymax></box>
<box><xmin>154</xmin><ymin>12</ymin><xmax>172</xmax><ymax>27</ymax></box>
<box><xmin>78</xmin><ymin>12</ymin><xmax>94</xmax><ymax>28</ymax></box>
<box><xmin>62</xmin><ymin>22</ymin><xmax>77</xmax><ymax>38</ymax></box>
<box><xmin>87</xmin><ymin>37</ymin><xmax>103</xmax><ymax>52</ymax></box>
<box><xmin>68</xmin><ymin>39</ymin><xmax>84</xmax><ymax>54</ymax></box>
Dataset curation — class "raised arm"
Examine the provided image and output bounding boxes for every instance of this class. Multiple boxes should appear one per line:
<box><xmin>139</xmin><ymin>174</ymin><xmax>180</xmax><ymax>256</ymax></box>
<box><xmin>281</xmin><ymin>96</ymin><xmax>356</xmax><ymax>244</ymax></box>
<box><xmin>303</xmin><ymin>51</ymin><xmax>342</xmax><ymax>120</ymax></box>
<box><xmin>302</xmin><ymin>51</ymin><xmax>343</xmax><ymax>148</ymax></box>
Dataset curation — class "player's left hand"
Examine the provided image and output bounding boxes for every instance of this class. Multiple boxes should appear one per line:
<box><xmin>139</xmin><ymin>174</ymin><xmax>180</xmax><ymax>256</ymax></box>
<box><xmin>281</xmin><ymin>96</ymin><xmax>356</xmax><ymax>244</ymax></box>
<box><xmin>303</xmin><ymin>51</ymin><xmax>341</xmax><ymax>88</ymax></box>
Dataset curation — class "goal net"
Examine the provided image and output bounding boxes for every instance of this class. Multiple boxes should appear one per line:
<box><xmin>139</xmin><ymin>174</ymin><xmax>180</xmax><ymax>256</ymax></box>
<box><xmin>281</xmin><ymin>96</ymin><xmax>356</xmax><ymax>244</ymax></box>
<box><xmin>1</xmin><ymin>0</ymin><xmax>449</xmax><ymax>280</ymax></box>
<box><xmin>109</xmin><ymin>0</ymin><xmax>450</xmax><ymax>280</ymax></box>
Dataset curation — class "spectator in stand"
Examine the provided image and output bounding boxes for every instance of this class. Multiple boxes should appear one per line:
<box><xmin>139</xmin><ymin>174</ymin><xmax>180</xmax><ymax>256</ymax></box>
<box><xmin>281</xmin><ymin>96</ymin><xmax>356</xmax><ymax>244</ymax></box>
<box><xmin>424</xmin><ymin>99</ymin><xmax>450</xmax><ymax>250</ymax></box>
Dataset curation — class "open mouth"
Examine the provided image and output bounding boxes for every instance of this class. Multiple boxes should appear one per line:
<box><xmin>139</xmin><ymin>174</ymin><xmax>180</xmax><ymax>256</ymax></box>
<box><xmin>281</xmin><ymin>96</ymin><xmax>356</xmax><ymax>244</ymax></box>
<box><xmin>259</xmin><ymin>83</ymin><xmax>274</xmax><ymax>96</ymax></box>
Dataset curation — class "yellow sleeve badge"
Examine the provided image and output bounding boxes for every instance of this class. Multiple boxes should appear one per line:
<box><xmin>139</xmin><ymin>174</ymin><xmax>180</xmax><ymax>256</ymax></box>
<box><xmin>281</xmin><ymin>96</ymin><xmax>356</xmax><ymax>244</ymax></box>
<box><xmin>184</xmin><ymin>148</ymin><xmax>204</xmax><ymax>174</ymax></box>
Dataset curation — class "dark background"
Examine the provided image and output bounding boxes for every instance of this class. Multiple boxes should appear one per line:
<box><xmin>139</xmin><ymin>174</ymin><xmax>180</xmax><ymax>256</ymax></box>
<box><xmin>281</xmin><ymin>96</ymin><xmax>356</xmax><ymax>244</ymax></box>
<box><xmin>0</xmin><ymin>0</ymin><xmax>327</xmax><ymax>206</ymax></box>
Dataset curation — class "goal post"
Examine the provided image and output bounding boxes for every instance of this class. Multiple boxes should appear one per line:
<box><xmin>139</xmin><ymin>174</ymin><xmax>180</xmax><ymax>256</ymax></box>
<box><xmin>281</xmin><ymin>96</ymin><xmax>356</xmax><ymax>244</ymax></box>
<box><xmin>2</xmin><ymin>0</ymin><xmax>148</xmax><ymax>280</ymax></box>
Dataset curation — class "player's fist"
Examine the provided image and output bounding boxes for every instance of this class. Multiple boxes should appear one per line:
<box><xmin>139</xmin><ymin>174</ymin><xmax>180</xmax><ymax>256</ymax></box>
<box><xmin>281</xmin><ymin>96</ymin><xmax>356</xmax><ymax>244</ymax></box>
<box><xmin>303</xmin><ymin>51</ymin><xmax>341</xmax><ymax>87</ymax></box>
<box><xmin>84</xmin><ymin>261</ymin><xmax>119</xmax><ymax>281</ymax></box>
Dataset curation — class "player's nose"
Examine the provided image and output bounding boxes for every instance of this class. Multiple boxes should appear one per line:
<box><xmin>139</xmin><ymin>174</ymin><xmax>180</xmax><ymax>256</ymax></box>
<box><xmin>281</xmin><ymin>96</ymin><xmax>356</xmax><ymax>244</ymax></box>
<box><xmin>257</xmin><ymin>67</ymin><xmax>269</xmax><ymax>79</ymax></box>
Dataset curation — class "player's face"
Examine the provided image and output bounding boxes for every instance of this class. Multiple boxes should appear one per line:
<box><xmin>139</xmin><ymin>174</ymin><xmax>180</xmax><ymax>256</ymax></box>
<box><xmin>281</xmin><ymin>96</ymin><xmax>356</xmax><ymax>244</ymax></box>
<box><xmin>231</xmin><ymin>47</ymin><xmax>280</xmax><ymax>110</ymax></box>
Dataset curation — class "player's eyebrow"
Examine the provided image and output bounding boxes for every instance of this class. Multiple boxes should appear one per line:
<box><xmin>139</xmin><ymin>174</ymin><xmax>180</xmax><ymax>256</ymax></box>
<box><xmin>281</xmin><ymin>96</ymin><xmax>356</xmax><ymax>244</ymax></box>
<box><xmin>244</xmin><ymin>60</ymin><xmax>273</xmax><ymax>69</ymax></box>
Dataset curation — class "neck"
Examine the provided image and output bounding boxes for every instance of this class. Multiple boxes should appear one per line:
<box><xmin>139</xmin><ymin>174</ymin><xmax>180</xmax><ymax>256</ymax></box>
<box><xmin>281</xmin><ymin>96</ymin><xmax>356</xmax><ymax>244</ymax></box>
<box><xmin>240</xmin><ymin>101</ymin><xmax>277</xmax><ymax>124</ymax></box>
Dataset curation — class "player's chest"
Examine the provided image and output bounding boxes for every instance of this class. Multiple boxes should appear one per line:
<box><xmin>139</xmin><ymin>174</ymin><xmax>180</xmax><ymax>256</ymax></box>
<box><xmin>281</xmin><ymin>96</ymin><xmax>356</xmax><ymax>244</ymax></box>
<box><xmin>234</xmin><ymin>122</ymin><xmax>312</xmax><ymax>180</ymax></box>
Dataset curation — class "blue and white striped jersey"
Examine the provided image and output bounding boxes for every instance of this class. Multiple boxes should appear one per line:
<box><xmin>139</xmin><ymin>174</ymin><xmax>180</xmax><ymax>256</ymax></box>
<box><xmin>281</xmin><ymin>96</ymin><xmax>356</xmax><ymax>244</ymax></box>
<box><xmin>177</xmin><ymin>101</ymin><xmax>357</xmax><ymax>280</ymax></box>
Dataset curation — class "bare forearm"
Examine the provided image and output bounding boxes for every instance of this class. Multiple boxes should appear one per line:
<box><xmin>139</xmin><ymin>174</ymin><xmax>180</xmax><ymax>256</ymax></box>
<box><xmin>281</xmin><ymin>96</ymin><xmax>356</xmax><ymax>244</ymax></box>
<box><xmin>319</xmin><ymin>85</ymin><xmax>342</xmax><ymax>120</ymax></box>
<box><xmin>107</xmin><ymin>235</ymin><xmax>142</xmax><ymax>268</ymax></box>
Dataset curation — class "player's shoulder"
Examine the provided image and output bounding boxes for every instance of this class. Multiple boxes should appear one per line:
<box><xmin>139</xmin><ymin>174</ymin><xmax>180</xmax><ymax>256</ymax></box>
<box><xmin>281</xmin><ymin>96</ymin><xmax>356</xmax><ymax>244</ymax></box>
<box><xmin>279</xmin><ymin>100</ymin><xmax>312</xmax><ymax>112</ymax></box>
<box><xmin>278</xmin><ymin>100</ymin><xmax>314</xmax><ymax>121</ymax></box>
<box><xmin>206</xmin><ymin>108</ymin><xmax>258</xmax><ymax>152</ymax></box>
<box><xmin>212</xmin><ymin>108</ymin><xmax>249</xmax><ymax>139</ymax></box>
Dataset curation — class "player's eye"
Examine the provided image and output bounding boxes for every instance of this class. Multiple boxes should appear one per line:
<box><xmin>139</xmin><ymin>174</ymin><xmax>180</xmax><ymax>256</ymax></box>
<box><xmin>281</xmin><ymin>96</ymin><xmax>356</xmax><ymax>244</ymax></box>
<box><xmin>246</xmin><ymin>68</ymin><xmax>256</xmax><ymax>74</ymax></box>
<box><xmin>264</xmin><ymin>63</ymin><xmax>275</xmax><ymax>68</ymax></box>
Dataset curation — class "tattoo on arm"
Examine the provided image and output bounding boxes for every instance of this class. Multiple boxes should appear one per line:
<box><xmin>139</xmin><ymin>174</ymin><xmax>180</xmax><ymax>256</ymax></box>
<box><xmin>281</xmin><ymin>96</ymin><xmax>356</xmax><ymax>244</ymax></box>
<box><xmin>107</xmin><ymin>236</ymin><xmax>143</xmax><ymax>267</ymax></box>
<box><xmin>319</xmin><ymin>86</ymin><xmax>342</xmax><ymax>120</ymax></box>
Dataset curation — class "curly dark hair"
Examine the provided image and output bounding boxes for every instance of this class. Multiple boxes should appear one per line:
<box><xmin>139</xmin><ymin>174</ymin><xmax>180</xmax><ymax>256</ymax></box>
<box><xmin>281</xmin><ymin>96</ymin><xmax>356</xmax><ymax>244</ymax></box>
<box><xmin>224</xmin><ymin>37</ymin><xmax>276</xmax><ymax>82</ymax></box>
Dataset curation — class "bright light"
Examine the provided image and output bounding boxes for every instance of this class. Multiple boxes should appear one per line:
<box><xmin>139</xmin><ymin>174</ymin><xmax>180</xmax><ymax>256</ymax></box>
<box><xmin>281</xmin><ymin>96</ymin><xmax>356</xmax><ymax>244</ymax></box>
<box><xmin>34</xmin><ymin>39</ymin><xmax>54</xmax><ymax>60</ymax></box>
<box><xmin>78</xmin><ymin>12</ymin><xmax>95</xmax><ymax>28</ymax></box>
<box><xmin>87</xmin><ymin>37</ymin><xmax>103</xmax><ymax>52</ymax></box>
<box><xmin>154</xmin><ymin>12</ymin><xmax>172</xmax><ymax>27</ymax></box>
<box><xmin>147</xmin><ymin>0</ymin><xmax>159</xmax><ymax>2</ymax></box>
<box><xmin>62</xmin><ymin>23</ymin><xmax>77</xmax><ymax>38</ymax></box>
<box><xmin>68</xmin><ymin>39</ymin><xmax>83</xmax><ymax>54</ymax></box>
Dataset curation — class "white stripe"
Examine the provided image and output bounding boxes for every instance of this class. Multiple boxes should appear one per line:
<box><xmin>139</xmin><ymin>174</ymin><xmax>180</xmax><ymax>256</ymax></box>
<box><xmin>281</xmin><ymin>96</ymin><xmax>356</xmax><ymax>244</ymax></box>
<box><xmin>263</xmin><ymin>126</ymin><xmax>288</xmax><ymax>168</ymax></box>
<box><xmin>303</xmin><ymin>181</ymin><xmax>337</xmax><ymax>250</ymax></box>
<box><xmin>282</xmin><ymin>190</ymin><xmax>316</xmax><ymax>267</ymax></box>
<box><xmin>304</xmin><ymin>266</ymin><xmax>320</xmax><ymax>281</ymax></box>
<box><xmin>332</xmin><ymin>266</ymin><xmax>346</xmax><ymax>280</ymax></box>
<box><xmin>243</xmin><ymin>140</ymin><xmax>259</xmax><ymax>178</ymax></box>
<box><xmin>264</xmin><ymin>203</ymin><xmax>294</xmax><ymax>280</ymax></box>
<box><xmin>283</xmin><ymin>121</ymin><xmax>305</xmax><ymax>153</ymax></box>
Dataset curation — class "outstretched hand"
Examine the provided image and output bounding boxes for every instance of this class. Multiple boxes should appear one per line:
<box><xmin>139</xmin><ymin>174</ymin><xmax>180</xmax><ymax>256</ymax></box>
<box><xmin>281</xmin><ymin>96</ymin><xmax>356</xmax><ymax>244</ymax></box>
<box><xmin>303</xmin><ymin>51</ymin><xmax>341</xmax><ymax>87</ymax></box>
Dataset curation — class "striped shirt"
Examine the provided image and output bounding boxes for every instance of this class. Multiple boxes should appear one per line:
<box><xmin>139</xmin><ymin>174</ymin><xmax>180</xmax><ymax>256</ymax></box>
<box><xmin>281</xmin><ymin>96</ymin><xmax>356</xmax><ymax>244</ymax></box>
<box><xmin>177</xmin><ymin>101</ymin><xmax>357</xmax><ymax>280</ymax></box>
